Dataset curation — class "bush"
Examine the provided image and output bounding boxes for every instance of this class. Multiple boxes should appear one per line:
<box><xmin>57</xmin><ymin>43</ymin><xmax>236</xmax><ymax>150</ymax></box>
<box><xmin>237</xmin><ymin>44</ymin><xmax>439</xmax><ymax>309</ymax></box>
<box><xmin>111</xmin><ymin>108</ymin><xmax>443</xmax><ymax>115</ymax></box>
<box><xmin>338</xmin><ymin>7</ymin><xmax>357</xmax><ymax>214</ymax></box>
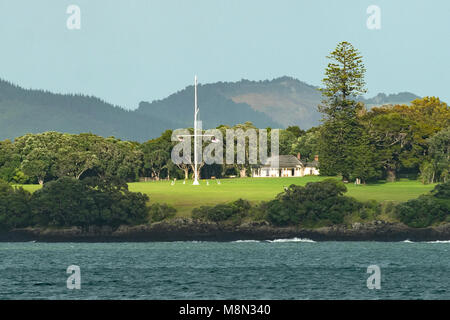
<box><xmin>432</xmin><ymin>180</ymin><xmax>450</xmax><ymax>199</ymax></box>
<box><xmin>396</xmin><ymin>196</ymin><xmax>449</xmax><ymax>228</ymax></box>
<box><xmin>149</xmin><ymin>203</ymin><xmax>177</xmax><ymax>222</ymax></box>
<box><xmin>396</xmin><ymin>181</ymin><xmax>450</xmax><ymax>228</ymax></box>
<box><xmin>358</xmin><ymin>200</ymin><xmax>381</xmax><ymax>220</ymax></box>
<box><xmin>192</xmin><ymin>199</ymin><xmax>251</xmax><ymax>223</ymax></box>
<box><xmin>265</xmin><ymin>179</ymin><xmax>361</xmax><ymax>227</ymax></box>
<box><xmin>30</xmin><ymin>177</ymin><xmax>150</xmax><ymax>228</ymax></box>
<box><xmin>0</xmin><ymin>180</ymin><xmax>32</xmax><ymax>230</ymax></box>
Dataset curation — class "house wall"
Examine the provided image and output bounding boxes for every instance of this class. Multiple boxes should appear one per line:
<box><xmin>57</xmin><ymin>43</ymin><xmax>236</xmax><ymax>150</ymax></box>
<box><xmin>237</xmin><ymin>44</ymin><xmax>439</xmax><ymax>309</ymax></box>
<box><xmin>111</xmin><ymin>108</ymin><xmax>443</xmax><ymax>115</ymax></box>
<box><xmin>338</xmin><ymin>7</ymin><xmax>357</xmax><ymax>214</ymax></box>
<box><xmin>252</xmin><ymin>167</ymin><xmax>319</xmax><ymax>177</ymax></box>
<box><xmin>304</xmin><ymin>167</ymin><xmax>320</xmax><ymax>175</ymax></box>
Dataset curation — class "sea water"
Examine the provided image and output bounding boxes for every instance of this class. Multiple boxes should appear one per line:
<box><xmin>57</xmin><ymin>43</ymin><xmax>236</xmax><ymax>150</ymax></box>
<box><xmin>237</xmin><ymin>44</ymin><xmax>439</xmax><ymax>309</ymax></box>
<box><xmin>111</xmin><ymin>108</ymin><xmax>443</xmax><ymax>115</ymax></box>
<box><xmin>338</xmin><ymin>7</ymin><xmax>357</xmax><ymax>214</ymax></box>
<box><xmin>0</xmin><ymin>241</ymin><xmax>448</xmax><ymax>299</ymax></box>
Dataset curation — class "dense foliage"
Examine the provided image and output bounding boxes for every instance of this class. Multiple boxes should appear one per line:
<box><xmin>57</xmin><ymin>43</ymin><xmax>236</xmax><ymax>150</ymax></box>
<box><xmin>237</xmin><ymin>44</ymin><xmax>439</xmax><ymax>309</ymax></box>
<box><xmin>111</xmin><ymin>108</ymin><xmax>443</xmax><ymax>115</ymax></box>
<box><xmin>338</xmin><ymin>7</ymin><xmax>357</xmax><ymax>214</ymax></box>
<box><xmin>192</xmin><ymin>199</ymin><xmax>252</xmax><ymax>223</ymax></box>
<box><xmin>190</xmin><ymin>180</ymin><xmax>381</xmax><ymax>228</ymax></box>
<box><xmin>317</xmin><ymin>41</ymin><xmax>378</xmax><ymax>183</ymax></box>
<box><xmin>0</xmin><ymin>177</ymin><xmax>150</xmax><ymax>230</ymax></box>
<box><xmin>362</xmin><ymin>97</ymin><xmax>449</xmax><ymax>182</ymax></box>
<box><xmin>0</xmin><ymin>180</ymin><xmax>32</xmax><ymax>230</ymax></box>
<box><xmin>396</xmin><ymin>181</ymin><xmax>450</xmax><ymax>228</ymax></box>
<box><xmin>265</xmin><ymin>179</ymin><xmax>361</xmax><ymax>227</ymax></box>
<box><xmin>313</xmin><ymin>42</ymin><xmax>450</xmax><ymax>184</ymax></box>
<box><xmin>148</xmin><ymin>203</ymin><xmax>177</xmax><ymax>223</ymax></box>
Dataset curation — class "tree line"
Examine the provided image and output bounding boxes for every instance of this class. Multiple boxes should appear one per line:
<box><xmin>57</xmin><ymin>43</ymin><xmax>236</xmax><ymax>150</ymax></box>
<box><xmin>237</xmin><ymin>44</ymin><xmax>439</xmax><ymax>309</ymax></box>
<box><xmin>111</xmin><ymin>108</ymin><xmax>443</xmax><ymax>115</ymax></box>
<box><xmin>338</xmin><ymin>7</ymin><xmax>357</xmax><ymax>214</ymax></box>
<box><xmin>0</xmin><ymin>42</ymin><xmax>448</xmax><ymax>185</ymax></box>
<box><xmin>0</xmin><ymin>101</ymin><xmax>447</xmax><ymax>186</ymax></box>
<box><xmin>316</xmin><ymin>41</ymin><xmax>449</xmax><ymax>184</ymax></box>
<box><xmin>0</xmin><ymin>125</ymin><xmax>307</xmax><ymax>185</ymax></box>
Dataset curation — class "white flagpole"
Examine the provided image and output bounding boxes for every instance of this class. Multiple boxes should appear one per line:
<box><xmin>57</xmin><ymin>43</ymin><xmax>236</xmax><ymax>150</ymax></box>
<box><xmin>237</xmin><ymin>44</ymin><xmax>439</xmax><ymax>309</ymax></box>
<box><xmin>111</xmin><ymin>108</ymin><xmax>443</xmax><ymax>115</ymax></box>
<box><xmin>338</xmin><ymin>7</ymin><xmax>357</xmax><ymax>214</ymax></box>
<box><xmin>193</xmin><ymin>75</ymin><xmax>200</xmax><ymax>185</ymax></box>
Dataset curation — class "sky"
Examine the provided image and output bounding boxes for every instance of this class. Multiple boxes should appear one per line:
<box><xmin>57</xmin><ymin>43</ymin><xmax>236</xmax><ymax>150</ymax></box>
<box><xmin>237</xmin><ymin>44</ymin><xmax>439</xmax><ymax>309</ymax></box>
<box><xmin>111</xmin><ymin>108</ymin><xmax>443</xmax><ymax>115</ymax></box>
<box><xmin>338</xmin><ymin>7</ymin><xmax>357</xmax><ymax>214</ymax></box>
<box><xmin>0</xmin><ymin>0</ymin><xmax>448</xmax><ymax>109</ymax></box>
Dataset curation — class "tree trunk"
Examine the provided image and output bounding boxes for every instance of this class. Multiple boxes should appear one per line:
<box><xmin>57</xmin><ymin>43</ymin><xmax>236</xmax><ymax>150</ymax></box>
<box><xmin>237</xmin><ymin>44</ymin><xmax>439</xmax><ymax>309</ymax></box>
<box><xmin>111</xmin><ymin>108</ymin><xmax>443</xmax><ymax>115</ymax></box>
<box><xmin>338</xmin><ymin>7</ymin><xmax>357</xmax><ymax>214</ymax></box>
<box><xmin>240</xmin><ymin>168</ymin><xmax>246</xmax><ymax>178</ymax></box>
<box><xmin>386</xmin><ymin>168</ymin><xmax>396</xmax><ymax>182</ymax></box>
<box><xmin>184</xmin><ymin>168</ymin><xmax>189</xmax><ymax>180</ymax></box>
<box><xmin>76</xmin><ymin>169</ymin><xmax>87</xmax><ymax>180</ymax></box>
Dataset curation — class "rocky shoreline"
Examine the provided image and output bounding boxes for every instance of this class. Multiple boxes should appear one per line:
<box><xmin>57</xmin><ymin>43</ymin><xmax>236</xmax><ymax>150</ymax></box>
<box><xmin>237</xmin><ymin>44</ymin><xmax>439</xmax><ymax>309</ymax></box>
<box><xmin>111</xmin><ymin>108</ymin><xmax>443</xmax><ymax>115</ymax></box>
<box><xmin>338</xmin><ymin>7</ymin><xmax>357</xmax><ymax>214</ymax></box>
<box><xmin>1</xmin><ymin>219</ymin><xmax>450</xmax><ymax>242</ymax></box>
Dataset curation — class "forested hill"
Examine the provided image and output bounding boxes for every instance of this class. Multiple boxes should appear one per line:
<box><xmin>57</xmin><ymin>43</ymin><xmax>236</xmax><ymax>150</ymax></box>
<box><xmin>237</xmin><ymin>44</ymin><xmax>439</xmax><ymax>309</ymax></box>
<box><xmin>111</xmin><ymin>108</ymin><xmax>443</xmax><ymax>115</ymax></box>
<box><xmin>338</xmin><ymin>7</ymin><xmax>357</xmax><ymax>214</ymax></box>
<box><xmin>0</xmin><ymin>77</ymin><xmax>421</xmax><ymax>142</ymax></box>
<box><xmin>137</xmin><ymin>76</ymin><xmax>420</xmax><ymax>129</ymax></box>
<box><xmin>137</xmin><ymin>77</ymin><xmax>320</xmax><ymax>129</ymax></box>
<box><xmin>0</xmin><ymin>79</ymin><xmax>174</xmax><ymax>142</ymax></box>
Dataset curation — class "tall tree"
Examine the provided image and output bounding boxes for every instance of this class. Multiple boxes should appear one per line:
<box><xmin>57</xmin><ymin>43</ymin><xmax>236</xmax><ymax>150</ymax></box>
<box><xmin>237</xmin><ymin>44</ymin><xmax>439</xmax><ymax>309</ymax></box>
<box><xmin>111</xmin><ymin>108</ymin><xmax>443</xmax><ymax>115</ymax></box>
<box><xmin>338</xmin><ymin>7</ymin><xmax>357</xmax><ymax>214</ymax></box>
<box><xmin>318</xmin><ymin>41</ymin><xmax>378</xmax><ymax>182</ymax></box>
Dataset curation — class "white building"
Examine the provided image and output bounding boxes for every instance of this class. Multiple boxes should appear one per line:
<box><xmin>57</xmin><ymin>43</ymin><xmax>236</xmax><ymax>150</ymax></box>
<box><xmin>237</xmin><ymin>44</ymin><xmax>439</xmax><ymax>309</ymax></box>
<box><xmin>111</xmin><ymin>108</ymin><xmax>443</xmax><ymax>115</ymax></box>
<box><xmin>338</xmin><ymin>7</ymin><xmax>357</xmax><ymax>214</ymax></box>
<box><xmin>252</xmin><ymin>154</ymin><xmax>319</xmax><ymax>178</ymax></box>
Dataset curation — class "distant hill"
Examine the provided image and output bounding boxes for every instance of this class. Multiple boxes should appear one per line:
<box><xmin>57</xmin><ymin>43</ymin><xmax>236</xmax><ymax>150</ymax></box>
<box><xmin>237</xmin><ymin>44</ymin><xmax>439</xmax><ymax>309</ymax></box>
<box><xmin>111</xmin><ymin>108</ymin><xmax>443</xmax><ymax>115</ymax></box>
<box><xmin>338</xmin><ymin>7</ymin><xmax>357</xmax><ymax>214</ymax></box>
<box><xmin>137</xmin><ymin>81</ymin><xmax>280</xmax><ymax>130</ymax></box>
<box><xmin>0</xmin><ymin>77</ymin><xmax>421</xmax><ymax>142</ymax></box>
<box><xmin>0</xmin><ymin>79</ymin><xmax>175</xmax><ymax>142</ymax></box>
<box><xmin>138</xmin><ymin>76</ymin><xmax>421</xmax><ymax>129</ymax></box>
<box><xmin>137</xmin><ymin>76</ymin><xmax>320</xmax><ymax>129</ymax></box>
<box><xmin>360</xmin><ymin>92</ymin><xmax>421</xmax><ymax>107</ymax></box>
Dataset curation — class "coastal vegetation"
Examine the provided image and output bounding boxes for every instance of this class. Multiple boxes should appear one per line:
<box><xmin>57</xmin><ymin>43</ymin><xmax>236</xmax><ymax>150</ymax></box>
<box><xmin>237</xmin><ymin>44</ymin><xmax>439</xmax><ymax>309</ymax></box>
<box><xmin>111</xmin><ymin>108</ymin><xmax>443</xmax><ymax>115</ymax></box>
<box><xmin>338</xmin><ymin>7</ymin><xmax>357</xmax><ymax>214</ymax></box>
<box><xmin>396</xmin><ymin>181</ymin><xmax>450</xmax><ymax>228</ymax></box>
<box><xmin>1</xmin><ymin>177</ymin><xmax>447</xmax><ymax>231</ymax></box>
<box><xmin>0</xmin><ymin>41</ymin><xmax>448</xmax><ymax>233</ymax></box>
<box><xmin>0</xmin><ymin>177</ymin><xmax>149</xmax><ymax>230</ymax></box>
<box><xmin>16</xmin><ymin>177</ymin><xmax>437</xmax><ymax>217</ymax></box>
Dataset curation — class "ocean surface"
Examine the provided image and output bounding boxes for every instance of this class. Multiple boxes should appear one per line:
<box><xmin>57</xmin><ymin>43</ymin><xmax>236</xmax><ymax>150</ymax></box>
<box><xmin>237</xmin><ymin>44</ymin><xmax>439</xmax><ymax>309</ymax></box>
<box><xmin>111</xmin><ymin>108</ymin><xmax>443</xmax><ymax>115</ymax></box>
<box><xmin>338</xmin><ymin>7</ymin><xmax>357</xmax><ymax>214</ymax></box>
<box><xmin>0</xmin><ymin>240</ymin><xmax>449</xmax><ymax>300</ymax></box>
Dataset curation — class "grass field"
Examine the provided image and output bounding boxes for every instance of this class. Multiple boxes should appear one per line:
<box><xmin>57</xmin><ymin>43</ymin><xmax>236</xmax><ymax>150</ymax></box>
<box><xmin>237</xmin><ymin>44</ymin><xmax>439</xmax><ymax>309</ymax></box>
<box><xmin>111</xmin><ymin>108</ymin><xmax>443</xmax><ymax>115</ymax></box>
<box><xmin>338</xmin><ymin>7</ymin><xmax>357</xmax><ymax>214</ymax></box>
<box><xmin>16</xmin><ymin>177</ymin><xmax>436</xmax><ymax>217</ymax></box>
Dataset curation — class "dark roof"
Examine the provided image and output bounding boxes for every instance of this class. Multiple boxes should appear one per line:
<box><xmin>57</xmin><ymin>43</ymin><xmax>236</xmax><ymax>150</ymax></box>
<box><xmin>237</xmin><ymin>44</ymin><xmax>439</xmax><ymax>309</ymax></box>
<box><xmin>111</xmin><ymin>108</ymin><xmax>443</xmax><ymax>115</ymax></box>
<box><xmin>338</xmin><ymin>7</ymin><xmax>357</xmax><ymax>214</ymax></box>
<box><xmin>261</xmin><ymin>155</ymin><xmax>303</xmax><ymax>168</ymax></box>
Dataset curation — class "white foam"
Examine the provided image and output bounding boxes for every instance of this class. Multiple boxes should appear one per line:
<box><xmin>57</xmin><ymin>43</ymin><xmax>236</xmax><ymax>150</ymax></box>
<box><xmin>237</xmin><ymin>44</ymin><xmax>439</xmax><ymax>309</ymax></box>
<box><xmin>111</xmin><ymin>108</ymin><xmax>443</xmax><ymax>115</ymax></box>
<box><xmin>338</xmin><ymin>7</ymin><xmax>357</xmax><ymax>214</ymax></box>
<box><xmin>268</xmin><ymin>238</ymin><xmax>315</xmax><ymax>243</ymax></box>
<box><xmin>402</xmin><ymin>240</ymin><xmax>450</xmax><ymax>243</ymax></box>
<box><xmin>234</xmin><ymin>240</ymin><xmax>261</xmax><ymax>243</ymax></box>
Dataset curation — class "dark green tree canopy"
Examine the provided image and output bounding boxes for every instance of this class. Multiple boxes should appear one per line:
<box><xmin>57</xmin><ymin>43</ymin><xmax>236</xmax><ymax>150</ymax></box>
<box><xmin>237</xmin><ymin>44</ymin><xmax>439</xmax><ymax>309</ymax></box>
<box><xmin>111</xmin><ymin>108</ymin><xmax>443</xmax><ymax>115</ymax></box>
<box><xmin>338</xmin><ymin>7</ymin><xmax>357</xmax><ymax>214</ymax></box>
<box><xmin>319</xmin><ymin>41</ymin><xmax>367</xmax><ymax>119</ymax></box>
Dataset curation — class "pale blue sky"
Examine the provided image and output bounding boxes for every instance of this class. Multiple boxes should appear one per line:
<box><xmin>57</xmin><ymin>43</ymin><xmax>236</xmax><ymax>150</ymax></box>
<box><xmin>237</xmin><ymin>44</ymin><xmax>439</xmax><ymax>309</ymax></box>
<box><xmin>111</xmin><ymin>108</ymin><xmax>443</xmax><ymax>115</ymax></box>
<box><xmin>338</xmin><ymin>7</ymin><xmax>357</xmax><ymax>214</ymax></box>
<box><xmin>0</xmin><ymin>0</ymin><xmax>448</xmax><ymax>109</ymax></box>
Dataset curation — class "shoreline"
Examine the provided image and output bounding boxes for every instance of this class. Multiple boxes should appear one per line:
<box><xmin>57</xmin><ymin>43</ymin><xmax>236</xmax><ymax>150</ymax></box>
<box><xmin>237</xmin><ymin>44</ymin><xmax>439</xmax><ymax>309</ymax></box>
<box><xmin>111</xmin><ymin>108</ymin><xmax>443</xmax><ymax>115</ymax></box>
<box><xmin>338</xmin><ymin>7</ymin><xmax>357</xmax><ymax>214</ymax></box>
<box><xmin>1</xmin><ymin>220</ymin><xmax>450</xmax><ymax>242</ymax></box>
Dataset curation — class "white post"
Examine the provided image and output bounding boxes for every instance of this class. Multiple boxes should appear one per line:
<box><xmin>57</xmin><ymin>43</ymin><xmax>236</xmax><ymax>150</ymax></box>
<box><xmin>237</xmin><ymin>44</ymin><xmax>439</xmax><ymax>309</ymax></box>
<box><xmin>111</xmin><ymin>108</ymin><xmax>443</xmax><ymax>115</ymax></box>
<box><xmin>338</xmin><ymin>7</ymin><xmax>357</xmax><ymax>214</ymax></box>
<box><xmin>193</xmin><ymin>75</ymin><xmax>200</xmax><ymax>185</ymax></box>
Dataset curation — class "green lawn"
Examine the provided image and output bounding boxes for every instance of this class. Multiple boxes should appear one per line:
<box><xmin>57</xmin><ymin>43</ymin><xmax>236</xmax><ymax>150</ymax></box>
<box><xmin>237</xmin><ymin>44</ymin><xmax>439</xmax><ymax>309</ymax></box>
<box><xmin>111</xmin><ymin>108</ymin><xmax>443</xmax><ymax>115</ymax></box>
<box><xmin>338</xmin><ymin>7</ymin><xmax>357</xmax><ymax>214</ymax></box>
<box><xmin>16</xmin><ymin>177</ymin><xmax>436</xmax><ymax>217</ymax></box>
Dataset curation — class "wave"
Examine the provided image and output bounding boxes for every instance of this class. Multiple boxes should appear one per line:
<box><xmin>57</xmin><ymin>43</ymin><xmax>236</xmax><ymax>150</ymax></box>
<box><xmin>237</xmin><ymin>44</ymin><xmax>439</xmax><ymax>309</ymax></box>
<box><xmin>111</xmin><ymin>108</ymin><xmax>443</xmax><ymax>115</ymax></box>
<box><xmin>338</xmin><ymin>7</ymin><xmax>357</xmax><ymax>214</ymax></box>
<box><xmin>402</xmin><ymin>240</ymin><xmax>450</xmax><ymax>243</ymax></box>
<box><xmin>268</xmin><ymin>238</ymin><xmax>315</xmax><ymax>243</ymax></box>
<box><xmin>234</xmin><ymin>240</ymin><xmax>261</xmax><ymax>243</ymax></box>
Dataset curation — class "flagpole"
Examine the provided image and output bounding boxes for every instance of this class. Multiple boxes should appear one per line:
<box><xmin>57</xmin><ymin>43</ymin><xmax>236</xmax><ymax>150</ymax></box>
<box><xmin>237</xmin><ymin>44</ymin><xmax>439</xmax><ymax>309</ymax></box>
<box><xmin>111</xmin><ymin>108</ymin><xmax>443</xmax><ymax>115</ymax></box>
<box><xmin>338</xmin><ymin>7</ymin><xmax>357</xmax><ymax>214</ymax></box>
<box><xmin>193</xmin><ymin>75</ymin><xmax>200</xmax><ymax>185</ymax></box>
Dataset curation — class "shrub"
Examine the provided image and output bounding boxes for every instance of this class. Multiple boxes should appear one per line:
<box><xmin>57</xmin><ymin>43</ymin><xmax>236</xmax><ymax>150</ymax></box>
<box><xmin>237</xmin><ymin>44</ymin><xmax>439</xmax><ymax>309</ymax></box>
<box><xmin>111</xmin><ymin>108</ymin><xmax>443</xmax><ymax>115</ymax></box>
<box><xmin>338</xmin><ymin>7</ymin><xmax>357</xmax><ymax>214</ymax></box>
<box><xmin>265</xmin><ymin>179</ymin><xmax>361</xmax><ymax>227</ymax></box>
<box><xmin>396</xmin><ymin>181</ymin><xmax>450</xmax><ymax>228</ymax></box>
<box><xmin>432</xmin><ymin>180</ymin><xmax>450</xmax><ymax>199</ymax></box>
<box><xmin>30</xmin><ymin>177</ymin><xmax>150</xmax><ymax>228</ymax></box>
<box><xmin>192</xmin><ymin>199</ymin><xmax>251</xmax><ymax>223</ymax></box>
<box><xmin>396</xmin><ymin>196</ymin><xmax>448</xmax><ymax>228</ymax></box>
<box><xmin>358</xmin><ymin>200</ymin><xmax>381</xmax><ymax>220</ymax></box>
<box><xmin>149</xmin><ymin>203</ymin><xmax>177</xmax><ymax>222</ymax></box>
<box><xmin>0</xmin><ymin>180</ymin><xmax>32</xmax><ymax>230</ymax></box>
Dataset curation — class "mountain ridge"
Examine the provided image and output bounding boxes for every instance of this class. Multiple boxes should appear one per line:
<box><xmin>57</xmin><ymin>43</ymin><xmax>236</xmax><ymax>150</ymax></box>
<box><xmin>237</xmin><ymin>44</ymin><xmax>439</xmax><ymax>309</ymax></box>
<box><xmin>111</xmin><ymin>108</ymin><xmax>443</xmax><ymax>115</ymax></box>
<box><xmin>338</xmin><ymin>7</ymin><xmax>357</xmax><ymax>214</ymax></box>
<box><xmin>0</xmin><ymin>76</ymin><xmax>421</xmax><ymax>142</ymax></box>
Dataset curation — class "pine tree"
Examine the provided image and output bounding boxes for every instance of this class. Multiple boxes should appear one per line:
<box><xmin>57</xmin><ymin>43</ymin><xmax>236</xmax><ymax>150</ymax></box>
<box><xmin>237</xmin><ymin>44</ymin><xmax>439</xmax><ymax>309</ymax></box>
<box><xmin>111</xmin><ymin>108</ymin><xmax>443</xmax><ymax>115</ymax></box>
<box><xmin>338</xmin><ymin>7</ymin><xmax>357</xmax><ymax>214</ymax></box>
<box><xmin>318</xmin><ymin>42</ymin><xmax>378</xmax><ymax>182</ymax></box>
